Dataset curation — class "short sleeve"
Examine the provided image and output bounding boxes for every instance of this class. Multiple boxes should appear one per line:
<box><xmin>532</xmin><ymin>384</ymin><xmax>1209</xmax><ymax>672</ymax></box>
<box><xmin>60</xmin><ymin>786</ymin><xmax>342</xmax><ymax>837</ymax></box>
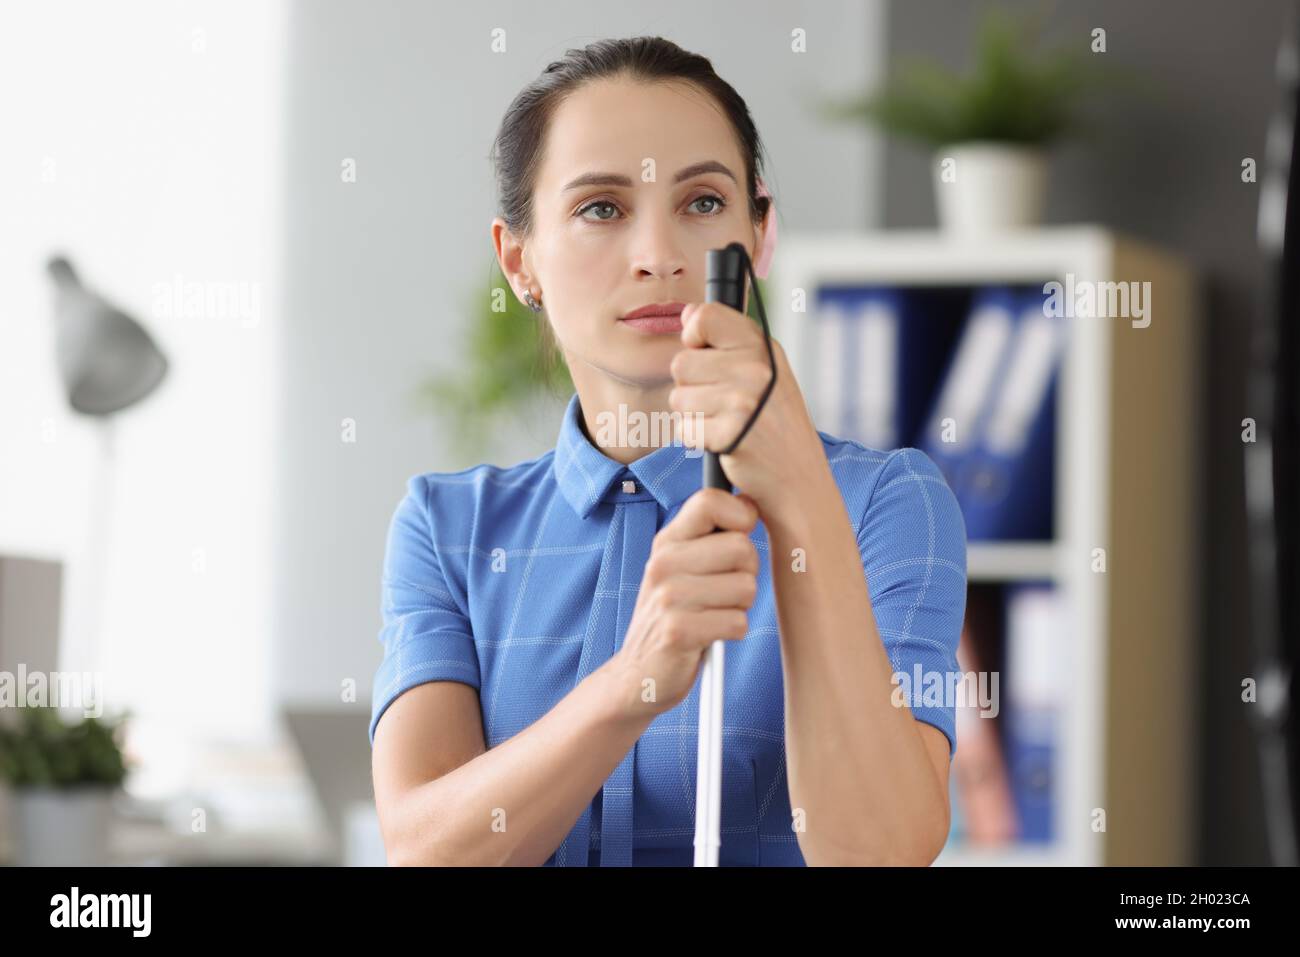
<box><xmin>857</xmin><ymin>447</ymin><xmax>968</xmax><ymax>759</ymax></box>
<box><xmin>368</xmin><ymin>475</ymin><xmax>480</xmax><ymax>745</ymax></box>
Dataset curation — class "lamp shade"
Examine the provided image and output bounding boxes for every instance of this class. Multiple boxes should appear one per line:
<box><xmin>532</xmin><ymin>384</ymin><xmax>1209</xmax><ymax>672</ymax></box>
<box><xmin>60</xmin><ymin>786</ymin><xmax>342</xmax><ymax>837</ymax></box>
<box><xmin>47</xmin><ymin>256</ymin><xmax>168</xmax><ymax>416</ymax></box>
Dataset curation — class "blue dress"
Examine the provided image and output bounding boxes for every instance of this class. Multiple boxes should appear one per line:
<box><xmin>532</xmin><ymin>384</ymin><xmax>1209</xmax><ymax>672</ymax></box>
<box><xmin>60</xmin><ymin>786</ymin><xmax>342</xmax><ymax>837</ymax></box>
<box><xmin>369</xmin><ymin>393</ymin><xmax>967</xmax><ymax>865</ymax></box>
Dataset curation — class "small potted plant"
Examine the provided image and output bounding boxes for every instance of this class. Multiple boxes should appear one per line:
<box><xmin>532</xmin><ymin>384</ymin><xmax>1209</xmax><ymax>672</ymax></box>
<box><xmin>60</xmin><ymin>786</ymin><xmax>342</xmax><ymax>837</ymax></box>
<box><xmin>821</xmin><ymin>7</ymin><xmax>1095</xmax><ymax>233</ymax></box>
<box><xmin>0</xmin><ymin>707</ymin><xmax>130</xmax><ymax>866</ymax></box>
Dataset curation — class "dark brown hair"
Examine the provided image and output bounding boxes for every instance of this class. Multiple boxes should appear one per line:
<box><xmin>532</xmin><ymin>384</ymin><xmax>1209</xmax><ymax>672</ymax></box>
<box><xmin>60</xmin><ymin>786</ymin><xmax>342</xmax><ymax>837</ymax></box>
<box><xmin>490</xmin><ymin>36</ymin><xmax>773</xmax><ymax>371</ymax></box>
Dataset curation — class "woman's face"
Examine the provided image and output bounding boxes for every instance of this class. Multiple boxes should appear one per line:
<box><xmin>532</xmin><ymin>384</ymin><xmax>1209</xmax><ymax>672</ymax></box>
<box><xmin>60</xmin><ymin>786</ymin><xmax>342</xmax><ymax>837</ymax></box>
<box><xmin>498</xmin><ymin>77</ymin><xmax>766</xmax><ymax>391</ymax></box>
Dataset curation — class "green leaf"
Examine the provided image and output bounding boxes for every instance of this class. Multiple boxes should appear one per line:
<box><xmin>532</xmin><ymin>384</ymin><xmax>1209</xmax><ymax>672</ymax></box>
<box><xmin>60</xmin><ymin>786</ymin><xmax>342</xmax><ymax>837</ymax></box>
<box><xmin>417</xmin><ymin>260</ymin><xmax>573</xmax><ymax>461</ymax></box>
<box><xmin>821</xmin><ymin>4</ymin><xmax>1103</xmax><ymax>148</ymax></box>
<box><xmin>0</xmin><ymin>708</ymin><xmax>129</xmax><ymax>789</ymax></box>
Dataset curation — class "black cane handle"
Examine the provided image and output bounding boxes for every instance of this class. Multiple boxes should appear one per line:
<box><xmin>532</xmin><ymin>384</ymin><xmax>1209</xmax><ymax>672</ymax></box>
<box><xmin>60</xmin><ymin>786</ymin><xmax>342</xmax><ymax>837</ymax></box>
<box><xmin>701</xmin><ymin>242</ymin><xmax>777</xmax><ymax>493</ymax></box>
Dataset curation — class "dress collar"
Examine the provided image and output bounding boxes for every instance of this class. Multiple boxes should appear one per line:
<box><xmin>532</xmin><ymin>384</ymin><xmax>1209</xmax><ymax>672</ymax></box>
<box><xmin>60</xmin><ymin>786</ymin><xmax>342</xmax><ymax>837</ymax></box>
<box><xmin>552</xmin><ymin>393</ymin><xmax>702</xmax><ymax>519</ymax></box>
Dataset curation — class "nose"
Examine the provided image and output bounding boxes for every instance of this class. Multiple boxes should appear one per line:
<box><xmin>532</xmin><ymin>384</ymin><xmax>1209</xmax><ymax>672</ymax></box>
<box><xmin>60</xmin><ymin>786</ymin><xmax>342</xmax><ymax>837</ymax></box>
<box><xmin>629</xmin><ymin>206</ymin><xmax>687</xmax><ymax>281</ymax></box>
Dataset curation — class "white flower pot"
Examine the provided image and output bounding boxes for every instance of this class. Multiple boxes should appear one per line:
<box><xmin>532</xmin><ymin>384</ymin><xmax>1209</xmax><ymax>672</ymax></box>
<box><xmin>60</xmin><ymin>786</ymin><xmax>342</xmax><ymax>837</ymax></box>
<box><xmin>932</xmin><ymin>142</ymin><xmax>1048</xmax><ymax>234</ymax></box>
<box><xmin>12</xmin><ymin>786</ymin><xmax>115</xmax><ymax>866</ymax></box>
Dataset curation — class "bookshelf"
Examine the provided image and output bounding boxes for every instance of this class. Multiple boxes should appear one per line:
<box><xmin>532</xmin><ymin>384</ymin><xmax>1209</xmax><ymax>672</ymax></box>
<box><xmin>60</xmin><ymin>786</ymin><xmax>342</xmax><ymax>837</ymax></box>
<box><xmin>770</xmin><ymin>226</ymin><xmax>1201</xmax><ymax>866</ymax></box>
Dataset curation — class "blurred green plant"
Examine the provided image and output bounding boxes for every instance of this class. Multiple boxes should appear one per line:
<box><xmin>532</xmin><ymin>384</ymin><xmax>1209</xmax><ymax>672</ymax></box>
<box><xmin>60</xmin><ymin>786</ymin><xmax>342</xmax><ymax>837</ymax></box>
<box><xmin>819</xmin><ymin>5</ymin><xmax>1102</xmax><ymax>148</ymax></box>
<box><xmin>418</xmin><ymin>260</ymin><xmax>573</xmax><ymax>460</ymax></box>
<box><xmin>419</xmin><ymin>258</ymin><xmax>770</xmax><ymax>460</ymax></box>
<box><xmin>0</xmin><ymin>707</ymin><xmax>130</xmax><ymax>790</ymax></box>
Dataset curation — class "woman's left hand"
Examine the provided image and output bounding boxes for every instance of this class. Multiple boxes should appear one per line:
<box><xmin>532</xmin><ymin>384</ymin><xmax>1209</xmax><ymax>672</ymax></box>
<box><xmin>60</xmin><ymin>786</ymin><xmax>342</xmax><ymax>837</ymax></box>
<box><xmin>669</xmin><ymin>301</ymin><xmax>830</xmax><ymax>526</ymax></box>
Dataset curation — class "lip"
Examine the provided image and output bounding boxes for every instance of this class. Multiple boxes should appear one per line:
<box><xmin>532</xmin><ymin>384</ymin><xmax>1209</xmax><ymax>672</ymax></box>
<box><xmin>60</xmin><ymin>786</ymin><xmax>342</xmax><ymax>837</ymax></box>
<box><xmin>620</xmin><ymin>314</ymin><xmax>683</xmax><ymax>334</ymax></box>
<box><xmin>621</xmin><ymin>301</ymin><xmax>687</xmax><ymax>321</ymax></box>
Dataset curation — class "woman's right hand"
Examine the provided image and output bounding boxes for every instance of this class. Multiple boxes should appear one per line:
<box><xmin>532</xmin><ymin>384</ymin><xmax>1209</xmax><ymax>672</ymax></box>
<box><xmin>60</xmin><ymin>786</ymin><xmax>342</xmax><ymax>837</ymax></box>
<box><xmin>605</xmin><ymin>487</ymin><xmax>761</xmax><ymax>720</ymax></box>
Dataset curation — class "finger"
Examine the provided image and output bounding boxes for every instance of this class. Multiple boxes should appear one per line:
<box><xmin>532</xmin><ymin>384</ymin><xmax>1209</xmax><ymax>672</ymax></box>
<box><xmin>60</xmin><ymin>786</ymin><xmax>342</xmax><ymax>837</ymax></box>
<box><xmin>691</xmin><ymin>410</ymin><xmax>752</xmax><ymax>454</ymax></box>
<box><xmin>656</xmin><ymin>488</ymin><xmax>758</xmax><ymax>544</ymax></box>
<box><xmin>650</xmin><ymin>530</ymin><xmax>759</xmax><ymax>577</ymax></box>
<box><xmin>669</xmin><ymin>346</ymin><xmax>723</xmax><ymax>386</ymax></box>
<box><xmin>670</xmin><ymin>385</ymin><xmax>761</xmax><ymax>442</ymax></box>
<box><xmin>658</xmin><ymin>571</ymin><xmax>758</xmax><ymax>611</ymax></box>
<box><xmin>671</xmin><ymin>347</ymin><xmax>769</xmax><ymax>390</ymax></box>
<box><xmin>668</xmin><ymin>382</ymin><xmax>729</xmax><ymax>418</ymax></box>
<box><xmin>669</xmin><ymin>409</ymin><xmax>709</xmax><ymax>451</ymax></box>
<box><xmin>680</xmin><ymin>301</ymin><xmax>760</xmax><ymax>350</ymax></box>
<box><xmin>664</xmin><ymin>607</ymin><xmax>750</xmax><ymax>648</ymax></box>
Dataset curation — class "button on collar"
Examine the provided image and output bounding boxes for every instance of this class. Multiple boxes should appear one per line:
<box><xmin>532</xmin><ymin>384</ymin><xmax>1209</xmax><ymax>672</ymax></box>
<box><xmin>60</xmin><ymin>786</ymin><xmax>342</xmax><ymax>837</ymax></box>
<box><xmin>622</xmin><ymin>479</ymin><xmax>637</xmax><ymax>494</ymax></box>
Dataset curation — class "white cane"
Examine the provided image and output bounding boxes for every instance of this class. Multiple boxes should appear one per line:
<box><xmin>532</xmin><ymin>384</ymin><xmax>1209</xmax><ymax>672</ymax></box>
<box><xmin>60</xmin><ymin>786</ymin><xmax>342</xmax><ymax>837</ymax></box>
<box><xmin>693</xmin><ymin>243</ymin><xmax>777</xmax><ymax>866</ymax></box>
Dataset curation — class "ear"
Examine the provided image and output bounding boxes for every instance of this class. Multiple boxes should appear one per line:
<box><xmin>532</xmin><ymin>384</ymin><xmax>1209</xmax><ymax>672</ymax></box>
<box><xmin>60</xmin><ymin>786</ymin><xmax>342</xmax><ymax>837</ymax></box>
<box><xmin>751</xmin><ymin>199</ymin><xmax>777</xmax><ymax>280</ymax></box>
<box><xmin>752</xmin><ymin>196</ymin><xmax>769</xmax><ymax>243</ymax></box>
<box><xmin>491</xmin><ymin>216</ymin><xmax>535</xmax><ymax>305</ymax></box>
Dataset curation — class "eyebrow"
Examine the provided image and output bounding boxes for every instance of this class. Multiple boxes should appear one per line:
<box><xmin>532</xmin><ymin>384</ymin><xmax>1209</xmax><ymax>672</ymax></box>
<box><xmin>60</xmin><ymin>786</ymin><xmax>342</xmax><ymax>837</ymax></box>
<box><xmin>561</xmin><ymin>160</ymin><xmax>738</xmax><ymax>192</ymax></box>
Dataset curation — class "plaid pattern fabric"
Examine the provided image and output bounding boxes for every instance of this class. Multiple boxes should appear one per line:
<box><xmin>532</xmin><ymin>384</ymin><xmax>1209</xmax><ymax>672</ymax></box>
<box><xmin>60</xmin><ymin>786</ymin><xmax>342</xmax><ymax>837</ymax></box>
<box><xmin>369</xmin><ymin>392</ymin><xmax>967</xmax><ymax>866</ymax></box>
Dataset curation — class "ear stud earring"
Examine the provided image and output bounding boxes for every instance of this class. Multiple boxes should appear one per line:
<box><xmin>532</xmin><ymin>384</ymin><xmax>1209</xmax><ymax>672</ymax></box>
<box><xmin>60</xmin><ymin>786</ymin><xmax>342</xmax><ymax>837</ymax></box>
<box><xmin>524</xmin><ymin>290</ymin><xmax>543</xmax><ymax>312</ymax></box>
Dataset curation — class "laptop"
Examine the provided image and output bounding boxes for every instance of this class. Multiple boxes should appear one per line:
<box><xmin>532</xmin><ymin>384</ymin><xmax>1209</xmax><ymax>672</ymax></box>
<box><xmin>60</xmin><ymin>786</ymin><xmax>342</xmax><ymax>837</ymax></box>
<box><xmin>280</xmin><ymin>706</ymin><xmax>383</xmax><ymax>865</ymax></box>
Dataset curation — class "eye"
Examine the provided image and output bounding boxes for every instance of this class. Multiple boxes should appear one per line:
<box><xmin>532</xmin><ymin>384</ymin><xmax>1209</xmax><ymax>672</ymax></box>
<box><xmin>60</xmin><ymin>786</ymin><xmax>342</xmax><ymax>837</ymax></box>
<box><xmin>574</xmin><ymin>192</ymin><xmax>728</xmax><ymax>223</ymax></box>
<box><xmin>689</xmin><ymin>193</ymin><xmax>727</xmax><ymax>216</ymax></box>
<box><xmin>576</xmin><ymin>199</ymin><xmax>621</xmax><ymax>222</ymax></box>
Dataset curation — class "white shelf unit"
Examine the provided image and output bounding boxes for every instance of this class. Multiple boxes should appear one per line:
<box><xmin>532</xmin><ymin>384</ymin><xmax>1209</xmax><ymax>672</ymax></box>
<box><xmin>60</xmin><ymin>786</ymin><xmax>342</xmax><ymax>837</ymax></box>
<box><xmin>770</xmin><ymin>226</ymin><xmax>1201</xmax><ymax>866</ymax></box>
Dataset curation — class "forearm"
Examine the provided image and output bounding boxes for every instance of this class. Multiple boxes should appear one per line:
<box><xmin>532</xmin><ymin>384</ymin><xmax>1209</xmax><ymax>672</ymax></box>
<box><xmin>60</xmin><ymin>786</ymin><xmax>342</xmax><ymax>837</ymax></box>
<box><xmin>389</xmin><ymin>663</ymin><xmax>653</xmax><ymax>866</ymax></box>
<box><xmin>765</xmin><ymin>467</ymin><xmax>948</xmax><ymax>866</ymax></box>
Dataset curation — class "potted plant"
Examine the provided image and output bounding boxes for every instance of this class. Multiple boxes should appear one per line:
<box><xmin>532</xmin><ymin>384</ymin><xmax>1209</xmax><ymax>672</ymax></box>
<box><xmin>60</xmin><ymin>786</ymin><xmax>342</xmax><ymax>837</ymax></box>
<box><xmin>0</xmin><ymin>707</ymin><xmax>130</xmax><ymax>866</ymax></box>
<box><xmin>821</xmin><ymin>7</ymin><xmax>1095</xmax><ymax>233</ymax></box>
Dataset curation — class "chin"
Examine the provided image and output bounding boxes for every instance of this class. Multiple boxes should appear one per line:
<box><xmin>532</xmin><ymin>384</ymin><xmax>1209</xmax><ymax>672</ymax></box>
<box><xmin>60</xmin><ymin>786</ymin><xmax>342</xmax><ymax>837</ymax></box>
<box><xmin>591</xmin><ymin>353</ymin><xmax>675</xmax><ymax>389</ymax></box>
<box><xmin>617</xmin><ymin>362</ymin><xmax>676</xmax><ymax>389</ymax></box>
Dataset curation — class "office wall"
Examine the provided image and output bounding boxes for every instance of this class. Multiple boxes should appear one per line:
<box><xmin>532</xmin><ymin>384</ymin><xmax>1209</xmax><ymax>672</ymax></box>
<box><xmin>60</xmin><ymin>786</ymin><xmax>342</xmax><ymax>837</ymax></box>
<box><xmin>274</xmin><ymin>1</ymin><xmax>887</xmax><ymax>706</ymax></box>
<box><xmin>881</xmin><ymin>0</ymin><xmax>1292</xmax><ymax>865</ymax></box>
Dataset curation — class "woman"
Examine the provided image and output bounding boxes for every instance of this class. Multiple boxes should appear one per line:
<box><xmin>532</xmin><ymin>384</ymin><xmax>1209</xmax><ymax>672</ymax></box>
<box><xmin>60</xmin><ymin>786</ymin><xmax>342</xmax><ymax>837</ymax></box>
<box><xmin>369</xmin><ymin>36</ymin><xmax>967</xmax><ymax>866</ymax></box>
